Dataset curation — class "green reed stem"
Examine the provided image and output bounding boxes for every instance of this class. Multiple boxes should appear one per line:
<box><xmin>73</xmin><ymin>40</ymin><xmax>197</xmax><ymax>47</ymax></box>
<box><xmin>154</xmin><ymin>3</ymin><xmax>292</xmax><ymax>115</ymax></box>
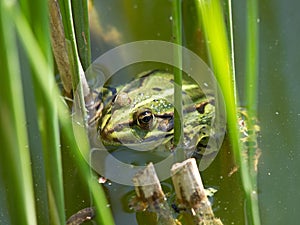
<box><xmin>22</xmin><ymin>0</ymin><xmax>66</xmax><ymax>223</ymax></box>
<box><xmin>245</xmin><ymin>0</ymin><xmax>261</xmax><ymax>224</ymax></box>
<box><xmin>14</xmin><ymin>7</ymin><xmax>65</xmax><ymax>225</ymax></box>
<box><xmin>5</xmin><ymin>3</ymin><xmax>115</xmax><ymax>225</ymax></box>
<box><xmin>57</xmin><ymin>0</ymin><xmax>87</xmax><ymax>125</ymax></box>
<box><xmin>60</xmin><ymin>113</ymin><xmax>116</xmax><ymax>225</ymax></box>
<box><xmin>57</xmin><ymin>0</ymin><xmax>84</xmax><ymax>89</ymax></box>
<box><xmin>245</xmin><ymin>0</ymin><xmax>259</xmax><ymax>116</ymax></box>
<box><xmin>71</xmin><ymin>0</ymin><xmax>91</xmax><ymax>70</ymax></box>
<box><xmin>0</xmin><ymin>2</ymin><xmax>37</xmax><ymax>224</ymax></box>
<box><xmin>227</xmin><ymin>0</ymin><xmax>236</xmax><ymax>85</ymax></box>
<box><xmin>172</xmin><ymin>0</ymin><xmax>183</xmax><ymax>151</ymax></box>
<box><xmin>195</xmin><ymin>0</ymin><xmax>261</xmax><ymax>224</ymax></box>
<box><xmin>18</xmin><ymin>0</ymin><xmax>58</xmax><ymax>224</ymax></box>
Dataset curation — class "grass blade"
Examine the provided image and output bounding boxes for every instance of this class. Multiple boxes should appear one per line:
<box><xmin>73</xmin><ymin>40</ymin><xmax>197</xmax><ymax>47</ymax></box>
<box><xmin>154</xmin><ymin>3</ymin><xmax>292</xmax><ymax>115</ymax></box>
<box><xmin>172</xmin><ymin>0</ymin><xmax>183</xmax><ymax>152</ymax></box>
<box><xmin>194</xmin><ymin>0</ymin><xmax>261</xmax><ymax>224</ymax></box>
<box><xmin>0</xmin><ymin>2</ymin><xmax>37</xmax><ymax>224</ymax></box>
<box><xmin>10</xmin><ymin>4</ymin><xmax>115</xmax><ymax>224</ymax></box>
<box><xmin>244</xmin><ymin>0</ymin><xmax>261</xmax><ymax>224</ymax></box>
<box><xmin>71</xmin><ymin>0</ymin><xmax>91</xmax><ymax>70</ymax></box>
<box><xmin>19</xmin><ymin>0</ymin><xmax>66</xmax><ymax>223</ymax></box>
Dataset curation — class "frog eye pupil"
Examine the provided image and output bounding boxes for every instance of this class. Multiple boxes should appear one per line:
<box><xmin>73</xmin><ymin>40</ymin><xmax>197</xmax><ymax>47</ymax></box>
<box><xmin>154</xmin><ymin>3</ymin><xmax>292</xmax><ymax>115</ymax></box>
<box><xmin>139</xmin><ymin>112</ymin><xmax>152</xmax><ymax>123</ymax></box>
<box><xmin>135</xmin><ymin>109</ymin><xmax>154</xmax><ymax>130</ymax></box>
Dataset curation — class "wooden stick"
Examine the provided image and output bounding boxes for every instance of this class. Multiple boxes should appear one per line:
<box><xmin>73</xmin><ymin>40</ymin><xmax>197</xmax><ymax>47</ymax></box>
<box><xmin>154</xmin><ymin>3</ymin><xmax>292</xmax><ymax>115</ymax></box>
<box><xmin>171</xmin><ymin>158</ymin><xmax>223</xmax><ymax>225</ymax></box>
<box><xmin>132</xmin><ymin>163</ymin><xmax>177</xmax><ymax>225</ymax></box>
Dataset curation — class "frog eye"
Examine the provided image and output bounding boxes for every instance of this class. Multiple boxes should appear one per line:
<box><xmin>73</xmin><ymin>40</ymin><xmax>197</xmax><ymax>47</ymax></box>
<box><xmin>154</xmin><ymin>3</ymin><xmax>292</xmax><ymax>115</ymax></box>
<box><xmin>135</xmin><ymin>109</ymin><xmax>155</xmax><ymax>130</ymax></box>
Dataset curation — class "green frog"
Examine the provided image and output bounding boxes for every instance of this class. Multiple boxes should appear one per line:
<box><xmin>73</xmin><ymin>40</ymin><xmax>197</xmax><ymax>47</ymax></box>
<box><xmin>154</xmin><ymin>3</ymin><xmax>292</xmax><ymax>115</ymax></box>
<box><xmin>88</xmin><ymin>70</ymin><xmax>220</xmax><ymax>161</ymax></box>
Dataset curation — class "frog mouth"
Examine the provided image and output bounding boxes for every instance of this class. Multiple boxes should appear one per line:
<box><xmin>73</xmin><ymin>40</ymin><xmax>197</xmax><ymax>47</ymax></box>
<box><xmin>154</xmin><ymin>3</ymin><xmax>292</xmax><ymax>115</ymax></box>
<box><xmin>100</xmin><ymin>127</ymin><xmax>174</xmax><ymax>151</ymax></box>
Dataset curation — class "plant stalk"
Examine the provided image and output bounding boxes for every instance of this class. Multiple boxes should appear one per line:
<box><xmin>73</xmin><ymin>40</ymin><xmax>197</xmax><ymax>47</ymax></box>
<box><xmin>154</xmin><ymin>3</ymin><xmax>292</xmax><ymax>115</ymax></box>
<box><xmin>172</xmin><ymin>0</ymin><xmax>183</xmax><ymax>159</ymax></box>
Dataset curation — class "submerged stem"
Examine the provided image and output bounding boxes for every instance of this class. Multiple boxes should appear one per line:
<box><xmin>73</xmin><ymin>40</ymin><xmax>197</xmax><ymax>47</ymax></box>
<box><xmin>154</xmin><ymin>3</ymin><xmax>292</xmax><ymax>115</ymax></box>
<box><xmin>195</xmin><ymin>0</ymin><xmax>261</xmax><ymax>224</ymax></box>
<box><xmin>245</xmin><ymin>0</ymin><xmax>261</xmax><ymax>224</ymax></box>
<box><xmin>172</xmin><ymin>0</ymin><xmax>183</xmax><ymax>157</ymax></box>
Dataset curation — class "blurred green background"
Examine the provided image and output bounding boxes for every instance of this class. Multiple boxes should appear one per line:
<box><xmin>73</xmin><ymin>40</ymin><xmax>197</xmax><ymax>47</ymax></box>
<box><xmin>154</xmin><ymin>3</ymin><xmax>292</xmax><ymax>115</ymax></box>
<box><xmin>257</xmin><ymin>1</ymin><xmax>300</xmax><ymax>224</ymax></box>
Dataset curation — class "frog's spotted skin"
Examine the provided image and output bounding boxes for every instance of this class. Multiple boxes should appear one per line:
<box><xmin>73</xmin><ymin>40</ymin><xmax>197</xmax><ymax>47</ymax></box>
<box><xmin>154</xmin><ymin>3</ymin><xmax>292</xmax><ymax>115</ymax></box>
<box><xmin>89</xmin><ymin>70</ymin><xmax>219</xmax><ymax>159</ymax></box>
